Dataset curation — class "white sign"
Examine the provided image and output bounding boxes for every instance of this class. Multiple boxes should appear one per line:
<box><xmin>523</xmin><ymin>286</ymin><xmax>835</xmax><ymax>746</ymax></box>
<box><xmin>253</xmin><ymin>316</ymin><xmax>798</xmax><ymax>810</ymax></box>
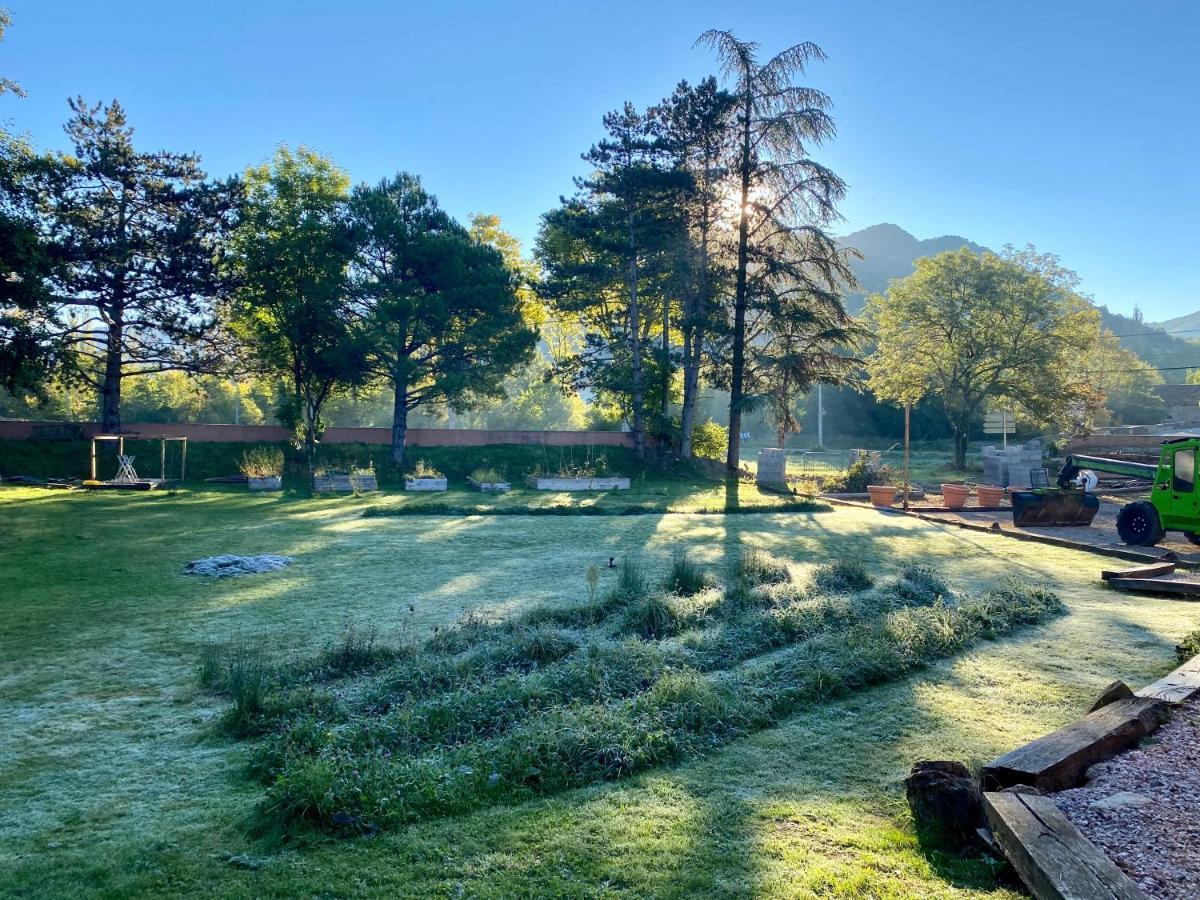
<box><xmin>983</xmin><ymin>411</ymin><xmax>1015</xmax><ymax>435</ymax></box>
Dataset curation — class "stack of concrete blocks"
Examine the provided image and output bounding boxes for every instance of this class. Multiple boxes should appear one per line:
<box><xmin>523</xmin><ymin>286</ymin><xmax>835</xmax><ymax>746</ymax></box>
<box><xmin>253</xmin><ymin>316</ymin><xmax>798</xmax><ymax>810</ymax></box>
<box><xmin>982</xmin><ymin>440</ymin><xmax>1044</xmax><ymax>488</ymax></box>
<box><xmin>757</xmin><ymin>448</ymin><xmax>788</xmax><ymax>488</ymax></box>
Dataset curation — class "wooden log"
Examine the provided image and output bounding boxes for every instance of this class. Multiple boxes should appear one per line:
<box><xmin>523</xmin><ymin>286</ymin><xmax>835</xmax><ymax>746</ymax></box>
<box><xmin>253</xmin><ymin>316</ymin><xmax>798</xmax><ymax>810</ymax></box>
<box><xmin>1100</xmin><ymin>561</ymin><xmax>1176</xmax><ymax>581</ymax></box>
<box><xmin>1135</xmin><ymin>653</ymin><xmax>1200</xmax><ymax>705</ymax></box>
<box><xmin>981</xmin><ymin>697</ymin><xmax>1168</xmax><ymax>793</ymax></box>
<box><xmin>983</xmin><ymin>791</ymin><xmax>1147</xmax><ymax>900</ymax></box>
<box><xmin>1106</xmin><ymin>574</ymin><xmax>1200</xmax><ymax>598</ymax></box>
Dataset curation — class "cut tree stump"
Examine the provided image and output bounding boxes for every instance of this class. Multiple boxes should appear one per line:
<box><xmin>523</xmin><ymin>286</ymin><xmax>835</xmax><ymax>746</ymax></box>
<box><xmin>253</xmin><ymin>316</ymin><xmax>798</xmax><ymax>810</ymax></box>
<box><xmin>983</xmin><ymin>791</ymin><xmax>1148</xmax><ymax>900</ymax></box>
<box><xmin>981</xmin><ymin>697</ymin><xmax>1168</xmax><ymax>793</ymax></box>
<box><xmin>1135</xmin><ymin>653</ymin><xmax>1200</xmax><ymax>705</ymax></box>
<box><xmin>1100</xmin><ymin>561</ymin><xmax>1176</xmax><ymax>581</ymax></box>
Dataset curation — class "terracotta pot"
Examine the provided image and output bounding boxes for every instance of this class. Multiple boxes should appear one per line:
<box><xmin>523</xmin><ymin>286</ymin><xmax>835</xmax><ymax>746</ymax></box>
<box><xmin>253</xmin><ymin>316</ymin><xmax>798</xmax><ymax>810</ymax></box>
<box><xmin>941</xmin><ymin>483</ymin><xmax>970</xmax><ymax>510</ymax></box>
<box><xmin>867</xmin><ymin>485</ymin><xmax>898</xmax><ymax>508</ymax></box>
<box><xmin>976</xmin><ymin>485</ymin><xmax>1006</xmax><ymax>507</ymax></box>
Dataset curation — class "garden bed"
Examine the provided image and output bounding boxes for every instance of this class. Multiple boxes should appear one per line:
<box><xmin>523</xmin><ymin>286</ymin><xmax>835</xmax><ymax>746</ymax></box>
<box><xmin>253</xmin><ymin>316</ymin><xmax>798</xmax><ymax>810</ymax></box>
<box><xmin>468</xmin><ymin>476</ymin><xmax>511</xmax><ymax>492</ymax></box>
<box><xmin>405</xmin><ymin>476</ymin><xmax>447</xmax><ymax>492</ymax></box>
<box><xmin>525</xmin><ymin>475</ymin><xmax>630</xmax><ymax>491</ymax></box>
<box><xmin>314</xmin><ymin>473</ymin><xmax>377</xmax><ymax>493</ymax></box>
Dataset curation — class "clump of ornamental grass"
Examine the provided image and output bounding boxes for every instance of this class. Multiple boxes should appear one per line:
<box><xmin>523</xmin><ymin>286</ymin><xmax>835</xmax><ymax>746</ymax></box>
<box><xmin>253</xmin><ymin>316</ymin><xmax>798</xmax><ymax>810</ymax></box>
<box><xmin>203</xmin><ymin>560</ymin><xmax>1065</xmax><ymax>837</ymax></box>
<box><xmin>731</xmin><ymin>548</ymin><xmax>791</xmax><ymax>586</ymax></box>
<box><xmin>812</xmin><ymin>559</ymin><xmax>874</xmax><ymax>594</ymax></box>
<box><xmin>615</xmin><ymin>556</ymin><xmax>650</xmax><ymax>599</ymax></box>
<box><xmin>891</xmin><ymin>563</ymin><xmax>953</xmax><ymax>606</ymax></box>
<box><xmin>664</xmin><ymin>549</ymin><xmax>712</xmax><ymax>596</ymax></box>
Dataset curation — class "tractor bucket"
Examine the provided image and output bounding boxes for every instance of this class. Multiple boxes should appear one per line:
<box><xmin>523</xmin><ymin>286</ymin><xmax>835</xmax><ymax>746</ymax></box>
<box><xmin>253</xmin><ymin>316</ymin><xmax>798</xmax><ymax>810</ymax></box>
<box><xmin>1010</xmin><ymin>489</ymin><xmax>1100</xmax><ymax>527</ymax></box>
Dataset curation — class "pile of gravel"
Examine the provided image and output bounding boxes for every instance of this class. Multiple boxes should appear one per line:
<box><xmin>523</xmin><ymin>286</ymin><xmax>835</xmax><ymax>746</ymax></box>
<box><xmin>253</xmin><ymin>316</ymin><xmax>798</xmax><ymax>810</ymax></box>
<box><xmin>184</xmin><ymin>555</ymin><xmax>293</xmax><ymax>577</ymax></box>
<box><xmin>1052</xmin><ymin>697</ymin><xmax>1200</xmax><ymax>899</ymax></box>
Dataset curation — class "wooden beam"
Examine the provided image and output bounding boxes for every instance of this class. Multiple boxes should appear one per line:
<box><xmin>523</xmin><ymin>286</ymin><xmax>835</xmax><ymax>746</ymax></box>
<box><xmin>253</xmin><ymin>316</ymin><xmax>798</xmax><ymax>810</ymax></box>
<box><xmin>981</xmin><ymin>697</ymin><xmax>1167</xmax><ymax>793</ymax></box>
<box><xmin>1106</xmin><ymin>574</ymin><xmax>1200</xmax><ymax>598</ymax></box>
<box><xmin>1136</xmin><ymin>653</ymin><xmax>1200</xmax><ymax>705</ymax></box>
<box><xmin>1100</xmin><ymin>562</ymin><xmax>1176</xmax><ymax>581</ymax></box>
<box><xmin>983</xmin><ymin>791</ymin><xmax>1147</xmax><ymax>900</ymax></box>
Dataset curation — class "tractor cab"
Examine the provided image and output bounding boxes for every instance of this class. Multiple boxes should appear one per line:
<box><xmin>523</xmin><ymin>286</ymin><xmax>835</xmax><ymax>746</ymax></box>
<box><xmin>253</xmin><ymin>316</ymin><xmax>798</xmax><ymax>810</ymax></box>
<box><xmin>1150</xmin><ymin>438</ymin><xmax>1200</xmax><ymax>538</ymax></box>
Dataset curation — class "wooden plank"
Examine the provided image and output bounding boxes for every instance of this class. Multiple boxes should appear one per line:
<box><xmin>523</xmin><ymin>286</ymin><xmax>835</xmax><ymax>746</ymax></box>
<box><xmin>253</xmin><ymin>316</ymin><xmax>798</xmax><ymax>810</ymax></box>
<box><xmin>1107</xmin><ymin>575</ymin><xmax>1200</xmax><ymax>598</ymax></box>
<box><xmin>1100</xmin><ymin>561</ymin><xmax>1176</xmax><ymax>581</ymax></box>
<box><xmin>1136</xmin><ymin>653</ymin><xmax>1200</xmax><ymax>704</ymax></box>
<box><xmin>981</xmin><ymin>697</ymin><xmax>1167</xmax><ymax>793</ymax></box>
<box><xmin>983</xmin><ymin>791</ymin><xmax>1147</xmax><ymax>900</ymax></box>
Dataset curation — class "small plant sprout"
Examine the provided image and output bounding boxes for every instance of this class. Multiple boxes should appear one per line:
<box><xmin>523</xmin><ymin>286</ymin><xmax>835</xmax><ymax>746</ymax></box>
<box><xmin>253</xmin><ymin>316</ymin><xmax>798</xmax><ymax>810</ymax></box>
<box><xmin>585</xmin><ymin>565</ymin><xmax>600</xmax><ymax>605</ymax></box>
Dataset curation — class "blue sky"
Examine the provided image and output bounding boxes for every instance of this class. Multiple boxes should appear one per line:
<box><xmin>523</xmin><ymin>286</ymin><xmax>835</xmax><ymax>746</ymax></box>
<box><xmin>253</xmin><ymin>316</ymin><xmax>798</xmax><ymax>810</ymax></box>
<box><xmin>3</xmin><ymin>0</ymin><xmax>1197</xmax><ymax>321</ymax></box>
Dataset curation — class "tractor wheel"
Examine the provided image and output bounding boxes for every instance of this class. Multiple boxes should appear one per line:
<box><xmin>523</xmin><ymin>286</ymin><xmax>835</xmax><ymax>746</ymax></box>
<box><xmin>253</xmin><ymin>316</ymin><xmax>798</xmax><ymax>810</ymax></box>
<box><xmin>1185</xmin><ymin>532</ymin><xmax>1200</xmax><ymax>547</ymax></box>
<box><xmin>1116</xmin><ymin>501</ymin><xmax>1164</xmax><ymax>546</ymax></box>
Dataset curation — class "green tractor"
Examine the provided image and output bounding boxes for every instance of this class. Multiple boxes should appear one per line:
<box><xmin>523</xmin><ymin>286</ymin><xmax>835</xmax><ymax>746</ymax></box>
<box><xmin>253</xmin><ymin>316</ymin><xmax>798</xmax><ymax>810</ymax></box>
<box><xmin>1055</xmin><ymin>437</ymin><xmax>1200</xmax><ymax>546</ymax></box>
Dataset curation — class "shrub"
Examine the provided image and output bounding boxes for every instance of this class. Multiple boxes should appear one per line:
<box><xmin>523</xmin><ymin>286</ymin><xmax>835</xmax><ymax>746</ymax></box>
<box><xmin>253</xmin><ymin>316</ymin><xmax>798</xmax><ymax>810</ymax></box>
<box><xmin>470</xmin><ymin>467</ymin><xmax>504</xmax><ymax>484</ymax></box>
<box><xmin>823</xmin><ymin>458</ymin><xmax>894</xmax><ymax>493</ymax></box>
<box><xmin>1178</xmin><ymin>628</ymin><xmax>1200</xmax><ymax>662</ymax></box>
<box><xmin>731</xmin><ymin>548</ymin><xmax>791</xmax><ymax>586</ymax></box>
<box><xmin>239</xmin><ymin>446</ymin><xmax>284</xmax><ymax>478</ymax></box>
<box><xmin>812</xmin><ymin>559</ymin><xmax>873</xmax><ymax>593</ymax></box>
<box><xmin>408</xmin><ymin>459</ymin><xmax>443</xmax><ymax>479</ymax></box>
<box><xmin>690</xmin><ymin>420</ymin><xmax>728</xmax><ymax>461</ymax></box>
<box><xmin>665</xmin><ymin>549</ymin><xmax>711</xmax><ymax>596</ymax></box>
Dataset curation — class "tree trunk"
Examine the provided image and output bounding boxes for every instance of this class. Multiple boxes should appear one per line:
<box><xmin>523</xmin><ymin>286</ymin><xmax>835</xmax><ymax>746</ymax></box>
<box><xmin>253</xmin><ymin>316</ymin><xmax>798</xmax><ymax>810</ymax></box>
<box><xmin>627</xmin><ymin>219</ymin><xmax>645</xmax><ymax>460</ymax></box>
<box><xmin>725</xmin><ymin>98</ymin><xmax>753</xmax><ymax>473</ymax></box>
<box><xmin>303</xmin><ymin>392</ymin><xmax>319</xmax><ymax>474</ymax></box>
<box><xmin>680</xmin><ymin>330</ymin><xmax>701</xmax><ymax>458</ymax></box>
<box><xmin>661</xmin><ymin>297</ymin><xmax>670</xmax><ymax>422</ymax></box>
<box><xmin>100</xmin><ymin>315</ymin><xmax>123</xmax><ymax>432</ymax></box>
<box><xmin>953</xmin><ymin>427</ymin><xmax>968</xmax><ymax>470</ymax></box>
<box><xmin>391</xmin><ymin>378</ymin><xmax>409</xmax><ymax>467</ymax></box>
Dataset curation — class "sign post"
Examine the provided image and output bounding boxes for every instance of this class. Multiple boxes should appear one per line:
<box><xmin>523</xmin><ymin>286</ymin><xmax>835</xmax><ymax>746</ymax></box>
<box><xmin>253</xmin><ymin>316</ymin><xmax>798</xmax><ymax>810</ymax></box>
<box><xmin>983</xmin><ymin>410</ymin><xmax>1016</xmax><ymax>448</ymax></box>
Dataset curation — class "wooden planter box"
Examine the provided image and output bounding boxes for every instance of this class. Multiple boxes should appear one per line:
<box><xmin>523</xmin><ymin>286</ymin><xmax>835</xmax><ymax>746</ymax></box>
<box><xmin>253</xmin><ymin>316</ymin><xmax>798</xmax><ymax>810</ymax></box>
<box><xmin>468</xmin><ymin>477</ymin><xmax>511</xmax><ymax>492</ymax></box>
<box><xmin>525</xmin><ymin>475</ymin><xmax>631</xmax><ymax>491</ymax></box>
<box><xmin>247</xmin><ymin>475</ymin><xmax>282</xmax><ymax>492</ymax></box>
<box><xmin>313</xmin><ymin>473</ymin><xmax>377</xmax><ymax>493</ymax></box>
<box><xmin>405</xmin><ymin>476</ymin><xmax>447</xmax><ymax>492</ymax></box>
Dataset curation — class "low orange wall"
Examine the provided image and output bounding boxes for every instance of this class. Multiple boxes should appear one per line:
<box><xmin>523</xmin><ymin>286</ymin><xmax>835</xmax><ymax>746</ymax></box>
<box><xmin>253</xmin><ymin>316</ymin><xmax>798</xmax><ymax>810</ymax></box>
<box><xmin>0</xmin><ymin>419</ymin><xmax>635</xmax><ymax>448</ymax></box>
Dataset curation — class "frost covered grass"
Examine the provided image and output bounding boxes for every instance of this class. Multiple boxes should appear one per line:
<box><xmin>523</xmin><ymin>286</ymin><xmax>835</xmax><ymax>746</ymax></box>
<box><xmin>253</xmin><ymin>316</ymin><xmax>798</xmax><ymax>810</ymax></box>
<box><xmin>1</xmin><ymin>484</ymin><xmax>1197</xmax><ymax>898</ymax></box>
<box><xmin>206</xmin><ymin>556</ymin><xmax>1063</xmax><ymax>836</ymax></box>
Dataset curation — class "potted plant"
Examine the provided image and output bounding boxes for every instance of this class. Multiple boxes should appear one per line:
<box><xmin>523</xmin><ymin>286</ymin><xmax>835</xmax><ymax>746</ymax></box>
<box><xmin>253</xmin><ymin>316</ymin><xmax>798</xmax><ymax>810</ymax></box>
<box><xmin>239</xmin><ymin>447</ymin><xmax>284</xmax><ymax>492</ymax></box>
<box><xmin>468</xmin><ymin>466</ymin><xmax>510</xmax><ymax>492</ymax></box>
<box><xmin>866</xmin><ymin>484</ymin><xmax>898</xmax><ymax>508</ymax></box>
<box><xmin>941</xmin><ymin>483</ymin><xmax>970</xmax><ymax>509</ymax></box>
<box><xmin>405</xmin><ymin>460</ymin><xmax>447</xmax><ymax>492</ymax></box>
<box><xmin>976</xmin><ymin>484</ymin><xmax>1006</xmax><ymax>507</ymax></box>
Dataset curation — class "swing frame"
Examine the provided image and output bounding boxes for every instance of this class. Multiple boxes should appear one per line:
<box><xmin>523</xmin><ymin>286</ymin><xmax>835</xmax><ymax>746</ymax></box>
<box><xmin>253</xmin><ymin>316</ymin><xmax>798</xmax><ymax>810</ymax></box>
<box><xmin>85</xmin><ymin>434</ymin><xmax>188</xmax><ymax>489</ymax></box>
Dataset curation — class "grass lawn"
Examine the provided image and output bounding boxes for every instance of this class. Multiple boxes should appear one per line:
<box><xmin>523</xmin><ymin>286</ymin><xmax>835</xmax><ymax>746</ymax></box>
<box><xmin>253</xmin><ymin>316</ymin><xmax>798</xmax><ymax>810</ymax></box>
<box><xmin>1</xmin><ymin>483</ymin><xmax>1195</xmax><ymax>898</ymax></box>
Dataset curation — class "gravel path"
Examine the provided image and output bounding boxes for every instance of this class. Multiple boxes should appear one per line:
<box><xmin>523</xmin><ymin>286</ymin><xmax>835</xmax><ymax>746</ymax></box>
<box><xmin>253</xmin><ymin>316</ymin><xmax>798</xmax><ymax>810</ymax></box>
<box><xmin>1051</xmin><ymin>698</ymin><xmax>1200</xmax><ymax>899</ymax></box>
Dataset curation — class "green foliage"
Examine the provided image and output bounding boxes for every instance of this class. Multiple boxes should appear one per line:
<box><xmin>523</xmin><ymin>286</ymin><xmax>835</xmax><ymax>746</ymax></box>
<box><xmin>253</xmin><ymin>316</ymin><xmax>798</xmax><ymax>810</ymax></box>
<box><xmin>620</xmin><ymin>594</ymin><xmax>682</xmax><ymax>640</ymax></box>
<box><xmin>1177</xmin><ymin>628</ymin><xmax>1200</xmax><ymax>662</ymax></box>
<box><xmin>230</xmin><ymin>146</ymin><xmax>366</xmax><ymax>463</ymax></box>
<box><xmin>690</xmin><ymin>420</ymin><xmax>728</xmax><ymax>461</ymax></box>
<box><xmin>408</xmin><ymin>459</ymin><xmax>443</xmax><ymax>479</ymax></box>
<box><xmin>237</xmin><ymin>446</ymin><xmax>283</xmax><ymax>478</ymax></box>
<box><xmin>350</xmin><ymin>175</ymin><xmax>536</xmax><ymax>465</ymax></box>
<box><xmin>866</xmin><ymin>247</ymin><xmax>1102</xmax><ymax>467</ymax></box>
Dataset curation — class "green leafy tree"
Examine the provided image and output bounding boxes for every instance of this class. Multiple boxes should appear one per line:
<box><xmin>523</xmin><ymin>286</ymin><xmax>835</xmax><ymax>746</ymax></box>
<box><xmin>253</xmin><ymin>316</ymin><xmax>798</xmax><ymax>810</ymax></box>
<box><xmin>35</xmin><ymin>98</ymin><xmax>239</xmax><ymax>430</ymax></box>
<box><xmin>697</xmin><ymin>30</ymin><xmax>856</xmax><ymax>471</ymax></box>
<box><xmin>230</xmin><ymin>146</ymin><xmax>366</xmax><ymax>467</ymax></box>
<box><xmin>654</xmin><ymin>77</ymin><xmax>735</xmax><ymax>457</ymax></box>
<box><xmin>0</xmin><ymin>8</ymin><xmax>25</xmax><ymax>98</ymax></box>
<box><xmin>350</xmin><ymin>174</ymin><xmax>536</xmax><ymax>465</ymax></box>
<box><xmin>866</xmin><ymin>247</ymin><xmax>1100</xmax><ymax>468</ymax></box>
<box><xmin>1075</xmin><ymin>329</ymin><xmax>1164</xmax><ymax>427</ymax></box>
<box><xmin>538</xmin><ymin>103</ymin><xmax>686</xmax><ymax>459</ymax></box>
